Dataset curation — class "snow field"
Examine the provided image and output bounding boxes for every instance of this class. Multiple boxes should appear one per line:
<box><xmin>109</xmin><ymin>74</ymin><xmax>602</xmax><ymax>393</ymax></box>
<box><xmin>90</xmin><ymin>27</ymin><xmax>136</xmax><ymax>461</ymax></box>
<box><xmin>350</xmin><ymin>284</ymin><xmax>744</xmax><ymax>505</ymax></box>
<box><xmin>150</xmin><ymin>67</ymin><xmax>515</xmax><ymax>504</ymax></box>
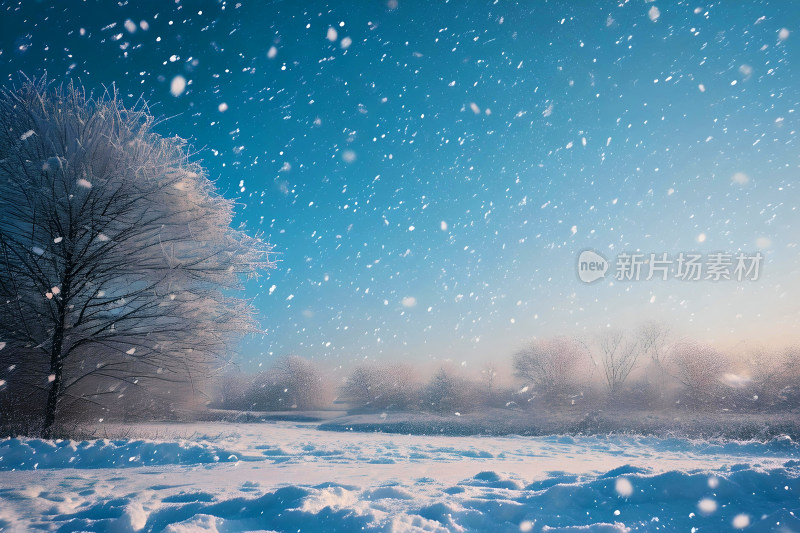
<box><xmin>0</xmin><ymin>422</ymin><xmax>797</xmax><ymax>532</ymax></box>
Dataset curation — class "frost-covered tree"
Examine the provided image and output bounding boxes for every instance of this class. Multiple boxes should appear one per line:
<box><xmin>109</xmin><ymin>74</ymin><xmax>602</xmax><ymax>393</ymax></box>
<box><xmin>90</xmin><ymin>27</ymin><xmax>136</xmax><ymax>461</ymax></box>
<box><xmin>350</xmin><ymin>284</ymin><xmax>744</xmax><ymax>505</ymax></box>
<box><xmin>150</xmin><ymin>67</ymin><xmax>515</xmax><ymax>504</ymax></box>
<box><xmin>635</xmin><ymin>322</ymin><xmax>672</xmax><ymax>404</ymax></box>
<box><xmin>597</xmin><ymin>330</ymin><xmax>639</xmax><ymax>401</ymax></box>
<box><xmin>480</xmin><ymin>362</ymin><xmax>498</xmax><ymax>397</ymax></box>
<box><xmin>211</xmin><ymin>371</ymin><xmax>253</xmax><ymax>411</ymax></box>
<box><xmin>339</xmin><ymin>363</ymin><xmax>418</xmax><ymax>410</ymax></box>
<box><xmin>668</xmin><ymin>341</ymin><xmax>727</xmax><ymax>407</ymax></box>
<box><xmin>513</xmin><ymin>337</ymin><xmax>589</xmax><ymax>400</ymax></box>
<box><xmin>247</xmin><ymin>356</ymin><xmax>330</xmax><ymax>410</ymax></box>
<box><xmin>637</xmin><ymin>322</ymin><xmax>670</xmax><ymax>371</ymax></box>
<box><xmin>737</xmin><ymin>345</ymin><xmax>800</xmax><ymax>410</ymax></box>
<box><xmin>339</xmin><ymin>365</ymin><xmax>378</xmax><ymax>408</ymax></box>
<box><xmin>425</xmin><ymin>368</ymin><xmax>457</xmax><ymax>412</ymax></box>
<box><xmin>0</xmin><ymin>78</ymin><xmax>273</xmax><ymax>437</ymax></box>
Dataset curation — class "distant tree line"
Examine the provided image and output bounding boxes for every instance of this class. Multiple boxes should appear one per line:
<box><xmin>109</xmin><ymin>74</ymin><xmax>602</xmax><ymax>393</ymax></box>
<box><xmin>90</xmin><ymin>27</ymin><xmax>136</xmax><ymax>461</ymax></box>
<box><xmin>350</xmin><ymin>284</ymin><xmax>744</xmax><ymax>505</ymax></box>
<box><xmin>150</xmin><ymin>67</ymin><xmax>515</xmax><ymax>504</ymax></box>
<box><xmin>213</xmin><ymin>323</ymin><xmax>800</xmax><ymax>417</ymax></box>
<box><xmin>210</xmin><ymin>355</ymin><xmax>334</xmax><ymax>411</ymax></box>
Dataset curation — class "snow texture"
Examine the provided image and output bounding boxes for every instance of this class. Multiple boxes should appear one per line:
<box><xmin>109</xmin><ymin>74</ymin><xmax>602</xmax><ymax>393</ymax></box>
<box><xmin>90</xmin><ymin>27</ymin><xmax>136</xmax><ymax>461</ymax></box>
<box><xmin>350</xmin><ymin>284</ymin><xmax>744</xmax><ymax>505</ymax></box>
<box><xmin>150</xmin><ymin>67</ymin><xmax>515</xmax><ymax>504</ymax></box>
<box><xmin>0</xmin><ymin>422</ymin><xmax>797</xmax><ymax>531</ymax></box>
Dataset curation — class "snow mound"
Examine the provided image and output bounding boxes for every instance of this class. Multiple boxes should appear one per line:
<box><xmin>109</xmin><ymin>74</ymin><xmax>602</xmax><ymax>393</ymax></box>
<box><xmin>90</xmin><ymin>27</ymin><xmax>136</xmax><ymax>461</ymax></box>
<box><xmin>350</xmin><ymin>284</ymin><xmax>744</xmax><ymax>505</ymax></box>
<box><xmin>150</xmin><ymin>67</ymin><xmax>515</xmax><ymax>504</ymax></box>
<box><xmin>35</xmin><ymin>463</ymin><xmax>800</xmax><ymax>531</ymax></box>
<box><xmin>0</xmin><ymin>438</ymin><xmax>252</xmax><ymax>470</ymax></box>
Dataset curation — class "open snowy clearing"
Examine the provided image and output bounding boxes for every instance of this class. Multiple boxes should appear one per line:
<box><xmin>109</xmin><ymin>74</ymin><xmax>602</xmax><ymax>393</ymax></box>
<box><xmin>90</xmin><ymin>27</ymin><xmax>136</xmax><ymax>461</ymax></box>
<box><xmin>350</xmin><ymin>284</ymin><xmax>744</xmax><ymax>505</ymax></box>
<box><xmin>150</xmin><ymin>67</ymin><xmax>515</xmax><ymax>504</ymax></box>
<box><xmin>0</xmin><ymin>422</ymin><xmax>798</xmax><ymax>532</ymax></box>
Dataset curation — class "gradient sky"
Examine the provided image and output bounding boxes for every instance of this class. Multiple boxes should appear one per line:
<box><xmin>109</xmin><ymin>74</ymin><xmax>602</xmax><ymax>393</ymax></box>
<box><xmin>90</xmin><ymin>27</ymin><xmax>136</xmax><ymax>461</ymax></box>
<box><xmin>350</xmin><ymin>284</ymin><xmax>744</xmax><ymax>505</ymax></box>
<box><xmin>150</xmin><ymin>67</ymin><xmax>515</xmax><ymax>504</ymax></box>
<box><xmin>2</xmin><ymin>0</ymin><xmax>799</xmax><ymax>370</ymax></box>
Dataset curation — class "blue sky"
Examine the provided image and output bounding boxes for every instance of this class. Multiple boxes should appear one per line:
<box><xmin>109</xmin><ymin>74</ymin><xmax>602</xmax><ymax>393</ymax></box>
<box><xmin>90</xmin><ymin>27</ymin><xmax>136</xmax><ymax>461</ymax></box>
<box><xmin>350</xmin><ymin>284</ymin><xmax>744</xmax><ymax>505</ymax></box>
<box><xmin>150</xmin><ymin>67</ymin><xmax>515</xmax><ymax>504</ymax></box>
<box><xmin>2</xmin><ymin>0</ymin><xmax>799</xmax><ymax>369</ymax></box>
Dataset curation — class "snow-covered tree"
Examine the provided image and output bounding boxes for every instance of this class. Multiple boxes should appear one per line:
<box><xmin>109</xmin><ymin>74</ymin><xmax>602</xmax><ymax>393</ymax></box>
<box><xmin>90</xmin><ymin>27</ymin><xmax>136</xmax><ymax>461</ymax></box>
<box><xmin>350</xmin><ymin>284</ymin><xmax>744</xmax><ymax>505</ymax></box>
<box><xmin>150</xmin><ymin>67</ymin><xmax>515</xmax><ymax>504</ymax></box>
<box><xmin>480</xmin><ymin>362</ymin><xmax>498</xmax><ymax>396</ymax></box>
<box><xmin>635</xmin><ymin>322</ymin><xmax>672</xmax><ymax>405</ymax></box>
<box><xmin>668</xmin><ymin>341</ymin><xmax>727</xmax><ymax>407</ymax></box>
<box><xmin>339</xmin><ymin>365</ymin><xmax>378</xmax><ymax>408</ymax></box>
<box><xmin>247</xmin><ymin>356</ymin><xmax>330</xmax><ymax>410</ymax></box>
<box><xmin>339</xmin><ymin>363</ymin><xmax>418</xmax><ymax>410</ymax></box>
<box><xmin>596</xmin><ymin>330</ymin><xmax>639</xmax><ymax>401</ymax></box>
<box><xmin>513</xmin><ymin>337</ymin><xmax>589</xmax><ymax>400</ymax></box>
<box><xmin>742</xmin><ymin>345</ymin><xmax>800</xmax><ymax>410</ymax></box>
<box><xmin>424</xmin><ymin>368</ymin><xmax>457</xmax><ymax>412</ymax></box>
<box><xmin>637</xmin><ymin>322</ymin><xmax>671</xmax><ymax>371</ymax></box>
<box><xmin>0</xmin><ymin>78</ymin><xmax>273</xmax><ymax>437</ymax></box>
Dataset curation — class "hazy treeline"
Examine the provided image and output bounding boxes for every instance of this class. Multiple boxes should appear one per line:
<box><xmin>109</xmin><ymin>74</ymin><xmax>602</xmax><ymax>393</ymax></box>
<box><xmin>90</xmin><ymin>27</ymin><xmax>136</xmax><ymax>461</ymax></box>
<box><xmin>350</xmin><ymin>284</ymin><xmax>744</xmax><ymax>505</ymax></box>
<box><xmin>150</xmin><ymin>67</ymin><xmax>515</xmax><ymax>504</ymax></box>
<box><xmin>210</xmin><ymin>355</ymin><xmax>335</xmax><ymax>411</ymax></box>
<box><xmin>212</xmin><ymin>323</ymin><xmax>800</xmax><ymax>415</ymax></box>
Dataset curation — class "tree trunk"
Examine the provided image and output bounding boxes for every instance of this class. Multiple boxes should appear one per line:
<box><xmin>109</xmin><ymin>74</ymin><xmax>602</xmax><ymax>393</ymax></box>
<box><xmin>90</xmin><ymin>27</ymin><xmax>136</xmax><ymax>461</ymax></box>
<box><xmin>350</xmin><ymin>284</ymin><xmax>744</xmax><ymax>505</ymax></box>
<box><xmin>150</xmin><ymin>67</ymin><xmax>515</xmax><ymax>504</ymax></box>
<box><xmin>42</xmin><ymin>328</ymin><xmax>64</xmax><ymax>439</ymax></box>
<box><xmin>42</xmin><ymin>275</ymin><xmax>70</xmax><ymax>439</ymax></box>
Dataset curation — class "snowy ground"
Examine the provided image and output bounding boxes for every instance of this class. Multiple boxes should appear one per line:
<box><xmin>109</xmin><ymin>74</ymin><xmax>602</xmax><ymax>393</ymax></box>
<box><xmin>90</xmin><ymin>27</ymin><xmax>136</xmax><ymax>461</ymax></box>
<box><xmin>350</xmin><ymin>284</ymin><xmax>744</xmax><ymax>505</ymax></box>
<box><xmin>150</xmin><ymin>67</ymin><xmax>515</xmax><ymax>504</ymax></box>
<box><xmin>0</xmin><ymin>422</ymin><xmax>798</xmax><ymax>532</ymax></box>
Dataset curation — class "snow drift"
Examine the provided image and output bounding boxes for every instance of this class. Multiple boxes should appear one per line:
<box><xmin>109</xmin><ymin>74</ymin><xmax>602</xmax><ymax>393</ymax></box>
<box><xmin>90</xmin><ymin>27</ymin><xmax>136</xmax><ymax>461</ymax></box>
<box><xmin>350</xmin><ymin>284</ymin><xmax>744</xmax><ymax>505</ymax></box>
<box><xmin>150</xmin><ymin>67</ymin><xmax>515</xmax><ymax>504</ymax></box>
<box><xmin>0</xmin><ymin>437</ymin><xmax>254</xmax><ymax>470</ymax></box>
<box><xmin>0</xmin><ymin>422</ymin><xmax>797</xmax><ymax>531</ymax></box>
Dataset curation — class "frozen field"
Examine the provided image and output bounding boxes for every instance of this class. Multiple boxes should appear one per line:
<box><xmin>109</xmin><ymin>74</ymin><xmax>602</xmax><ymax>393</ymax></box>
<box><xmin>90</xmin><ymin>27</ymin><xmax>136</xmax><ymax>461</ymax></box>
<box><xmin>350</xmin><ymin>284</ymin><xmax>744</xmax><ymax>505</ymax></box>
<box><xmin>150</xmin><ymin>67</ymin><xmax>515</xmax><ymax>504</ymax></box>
<box><xmin>0</xmin><ymin>422</ymin><xmax>799</xmax><ymax>532</ymax></box>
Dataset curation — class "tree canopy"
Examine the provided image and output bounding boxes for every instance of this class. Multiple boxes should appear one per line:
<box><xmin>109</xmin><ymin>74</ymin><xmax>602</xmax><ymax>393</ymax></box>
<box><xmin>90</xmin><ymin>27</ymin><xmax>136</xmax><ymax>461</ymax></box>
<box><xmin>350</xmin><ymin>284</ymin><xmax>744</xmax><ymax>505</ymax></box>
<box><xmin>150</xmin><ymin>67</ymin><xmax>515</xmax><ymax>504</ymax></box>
<box><xmin>0</xmin><ymin>78</ymin><xmax>274</xmax><ymax>436</ymax></box>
